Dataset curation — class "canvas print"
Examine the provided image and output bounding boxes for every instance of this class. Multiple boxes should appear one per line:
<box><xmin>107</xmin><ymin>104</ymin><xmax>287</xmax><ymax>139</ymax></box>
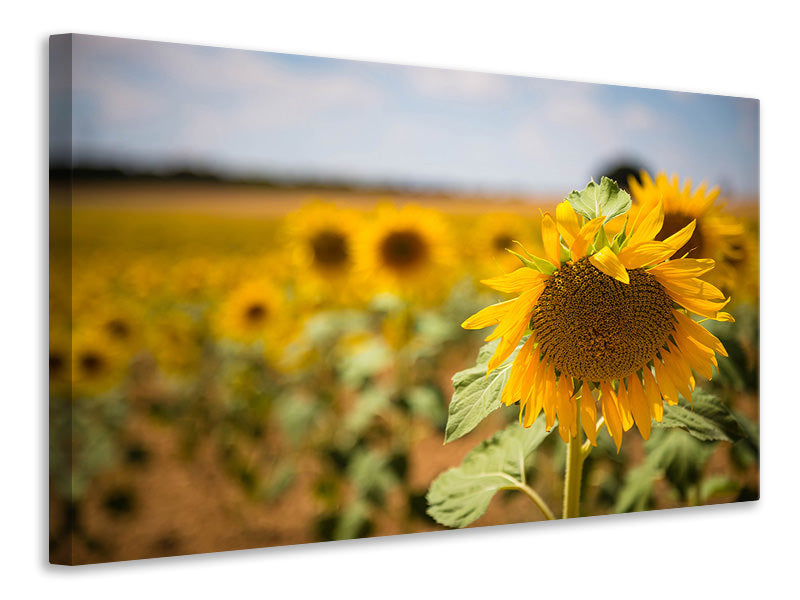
<box><xmin>49</xmin><ymin>34</ymin><xmax>760</xmax><ymax>565</ymax></box>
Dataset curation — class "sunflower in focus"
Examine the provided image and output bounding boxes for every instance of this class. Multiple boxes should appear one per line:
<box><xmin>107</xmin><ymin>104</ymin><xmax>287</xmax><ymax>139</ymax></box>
<box><xmin>629</xmin><ymin>171</ymin><xmax>746</xmax><ymax>290</ymax></box>
<box><xmin>286</xmin><ymin>201</ymin><xmax>362</xmax><ymax>305</ymax></box>
<box><xmin>353</xmin><ymin>203</ymin><xmax>455</xmax><ymax>302</ymax></box>
<box><xmin>463</xmin><ymin>179</ymin><xmax>732</xmax><ymax>450</ymax></box>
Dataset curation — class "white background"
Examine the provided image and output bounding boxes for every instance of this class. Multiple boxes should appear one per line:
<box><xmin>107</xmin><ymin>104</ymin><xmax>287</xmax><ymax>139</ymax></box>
<box><xmin>2</xmin><ymin>1</ymin><xmax>795</xmax><ymax>597</ymax></box>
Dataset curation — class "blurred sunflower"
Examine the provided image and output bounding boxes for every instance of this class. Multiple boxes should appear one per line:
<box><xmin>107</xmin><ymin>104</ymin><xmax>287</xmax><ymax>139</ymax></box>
<box><xmin>49</xmin><ymin>328</ymin><xmax>71</xmax><ymax>397</ymax></box>
<box><xmin>71</xmin><ymin>330</ymin><xmax>126</xmax><ymax>396</ymax></box>
<box><xmin>463</xmin><ymin>189</ymin><xmax>731</xmax><ymax>450</ymax></box>
<box><xmin>167</xmin><ymin>256</ymin><xmax>227</xmax><ymax>302</ymax></box>
<box><xmin>629</xmin><ymin>171</ymin><xmax>746</xmax><ymax>290</ymax></box>
<box><xmin>353</xmin><ymin>203</ymin><xmax>455</xmax><ymax>302</ymax></box>
<box><xmin>147</xmin><ymin>310</ymin><xmax>203</xmax><ymax>376</ymax></box>
<box><xmin>286</xmin><ymin>201</ymin><xmax>362</xmax><ymax>305</ymax></box>
<box><xmin>214</xmin><ymin>280</ymin><xmax>290</xmax><ymax>363</ymax></box>
<box><xmin>89</xmin><ymin>302</ymin><xmax>145</xmax><ymax>358</ymax></box>
<box><xmin>721</xmin><ymin>224</ymin><xmax>760</xmax><ymax>303</ymax></box>
<box><xmin>468</xmin><ymin>212</ymin><xmax>542</xmax><ymax>278</ymax></box>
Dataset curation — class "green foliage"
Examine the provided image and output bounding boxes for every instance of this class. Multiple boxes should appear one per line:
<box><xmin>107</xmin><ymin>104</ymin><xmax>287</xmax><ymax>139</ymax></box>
<box><xmin>347</xmin><ymin>447</ymin><xmax>399</xmax><ymax>501</ymax></box>
<box><xmin>444</xmin><ymin>339</ymin><xmax>523</xmax><ymax>443</ymax></box>
<box><xmin>614</xmin><ymin>428</ymin><xmax>716</xmax><ymax>512</ymax></box>
<box><xmin>566</xmin><ymin>177</ymin><xmax>631</xmax><ymax>223</ymax></box>
<box><xmin>656</xmin><ymin>390</ymin><xmax>747</xmax><ymax>443</ymax></box>
<box><xmin>405</xmin><ymin>385</ymin><xmax>446</xmax><ymax>427</ymax></box>
<box><xmin>338</xmin><ymin>337</ymin><xmax>393</xmax><ymax>388</ymax></box>
<box><xmin>427</xmin><ymin>420</ymin><xmax>551</xmax><ymax>528</ymax></box>
<box><xmin>613</xmin><ymin>462</ymin><xmax>661</xmax><ymax>513</ymax></box>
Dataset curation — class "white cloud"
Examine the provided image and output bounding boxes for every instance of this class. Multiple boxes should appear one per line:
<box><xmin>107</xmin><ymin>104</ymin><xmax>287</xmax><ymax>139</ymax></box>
<box><xmin>404</xmin><ymin>66</ymin><xmax>512</xmax><ymax>101</ymax></box>
<box><xmin>71</xmin><ymin>35</ymin><xmax>384</xmax><ymax>132</ymax></box>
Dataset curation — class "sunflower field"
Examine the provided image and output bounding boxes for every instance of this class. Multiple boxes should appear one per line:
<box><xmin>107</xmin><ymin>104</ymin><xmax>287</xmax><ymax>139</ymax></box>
<box><xmin>49</xmin><ymin>173</ymin><xmax>759</xmax><ymax>564</ymax></box>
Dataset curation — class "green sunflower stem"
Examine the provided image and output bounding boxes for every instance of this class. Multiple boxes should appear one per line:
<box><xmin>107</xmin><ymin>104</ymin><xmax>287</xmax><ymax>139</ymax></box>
<box><xmin>562</xmin><ymin>400</ymin><xmax>589</xmax><ymax>519</ymax></box>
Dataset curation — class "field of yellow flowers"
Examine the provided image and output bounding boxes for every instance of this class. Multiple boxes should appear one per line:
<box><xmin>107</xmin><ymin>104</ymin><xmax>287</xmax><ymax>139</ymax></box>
<box><xmin>49</xmin><ymin>179</ymin><xmax>759</xmax><ymax>564</ymax></box>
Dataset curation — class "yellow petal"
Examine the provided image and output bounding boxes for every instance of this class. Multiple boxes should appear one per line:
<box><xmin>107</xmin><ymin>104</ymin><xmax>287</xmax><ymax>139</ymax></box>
<box><xmin>615</xmin><ymin>379</ymin><xmax>634</xmax><ymax>432</ymax></box>
<box><xmin>658</xmin><ymin>276</ymin><xmax>726</xmax><ymax>302</ymax></box>
<box><xmin>653</xmin><ymin>358</ymin><xmax>680</xmax><ymax>406</ymax></box>
<box><xmin>627</xmin><ymin>201</ymin><xmax>664</xmax><ymax>246</ymax></box>
<box><xmin>543</xmin><ymin>366</ymin><xmax>558</xmax><ymax>431</ymax></box>
<box><xmin>662</xmin><ymin>287</ymin><xmax>730</xmax><ymax>321</ymax></box>
<box><xmin>641</xmin><ymin>367</ymin><xmax>664</xmax><ymax>422</ymax></box>
<box><xmin>672</xmin><ymin>327</ymin><xmax>717</xmax><ymax>380</ymax></box>
<box><xmin>556</xmin><ymin>379</ymin><xmax>575</xmax><ymax>442</ymax></box>
<box><xmin>627</xmin><ymin>375</ymin><xmax>651</xmax><ymax>440</ymax></box>
<box><xmin>523</xmin><ymin>354</ymin><xmax>549</xmax><ymax>426</ymax></box>
<box><xmin>570</xmin><ymin>216</ymin><xmax>607</xmax><ymax>261</ymax></box>
<box><xmin>556</xmin><ymin>201</ymin><xmax>581</xmax><ymax>247</ymax></box>
<box><xmin>480</xmin><ymin>268</ymin><xmax>549</xmax><ymax>294</ymax></box>
<box><xmin>617</xmin><ymin>241</ymin><xmax>675</xmax><ymax>269</ymax></box>
<box><xmin>501</xmin><ymin>336</ymin><xmax>536</xmax><ymax>406</ymax></box>
<box><xmin>600</xmin><ymin>382</ymin><xmax>623</xmax><ymax>453</ymax></box>
<box><xmin>485</xmin><ymin>289</ymin><xmax>543</xmax><ymax>371</ymax></box>
<box><xmin>589</xmin><ymin>247</ymin><xmax>630</xmax><ymax>284</ymax></box>
<box><xmin>662</xmin><ymin>344</ymin><xmax>694</xmax><ymax>403</ymax></box>
<box><xmin>461</xmin><ymin>299</ymin><xmax>515</xmax><ymax>329</ymax></box>
<box><xmin>662</xmin><ymin>220</ymin><xmax>696</xmax><ymax>253</ymax></box>
<box><xmin>541</xmin><ymin>212</ymin><xmax>562</xmax><ymax>267</ymax></box>
<box><xmin>648</xmin><ymin>258</ymin><xmax>716</xmax><ymax>280</ymax></box>
<box><xmin>581</xmin><ymin>382</ymin><xmax>597</xmax><ymax>446</ymax></box>
<box><xmin>673</xmin><ymin>310</ymin><xmax>728</xmax><ymax>357</ymax></box>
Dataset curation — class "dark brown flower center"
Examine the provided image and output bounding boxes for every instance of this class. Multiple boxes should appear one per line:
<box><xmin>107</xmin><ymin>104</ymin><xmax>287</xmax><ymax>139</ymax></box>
<box><xmin>106</xmin><ymin>318</ymin><xmax>131</xmax><ymax>340</ymax></box>
<box><xmin>244</xmin><ymin>303</ymin><xmax>268</xmax><ymax>324</ymax></box>
<box><xmin>49</xmin><ymin>352</ymin><xmax>65</xmax><ymax>377</ymax></box>
<box><xmin>492</xmin><ymin>234</ymin><xmax>514</xmax><ymax>252</ymax></box>
<box><xmin>79</xmin><ymin>351</ymin><xmax>105</xmax><ymax>376</ymax></box>
<box><xmin>657</xmin><ymin>212</ymin><xmax>704</xmax><ymax>258</ymax></box>
<box><xmin>530</xmin><ymin>258</ymin><xmax>674</xmax><ymax>381</ymax></box>
<box><xmin>380</xmin><ymin>230</ymin><xmax>428</xmax><ymax>271</ymax></box>
<box><xmin>311</xmin><ymin>230</ymin><xmax>349</xmax><ymax>269</ymax></box>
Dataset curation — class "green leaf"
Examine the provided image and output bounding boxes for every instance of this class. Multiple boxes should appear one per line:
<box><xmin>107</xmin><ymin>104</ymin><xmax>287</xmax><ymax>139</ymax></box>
<box><xmin>427</xmin><ymin>420</ymin><xmax>551</xmax><ymax>528</ymax></box>
<box><xmin>566</xmin><ymin>177</ymin><xmax>631</xmax><ymax>223</ymax></box>
<box><xmin>613</xmin><ymin>462</ymin><xmax>660</xmax><ymax>513</ymax></box>
<box><xmin>506</xmin><ymin>248</ymin><xmax>556</xmax><ymax>275</ymax></box>
<box><xmin>655</xmin><ymin>390</ymin><xmax>747</xmax><ymax>443</ymax></box>
<box><xmin>699</xmin><ymin>475</ymin><xmax>739</xmax><ymax>503</ymax></box>
<box><xmin>347</xmin><ymin>448</ymin><xmax>398</xmax><ymax>497</ymax></box>
<box><xmin>647</xmin><ymin>429</ymin><xmax>714</xmax><ymax>499</ymax></box>
<box><xmin>332</xmin><ymin>499</ymin><xmax>372</xmax><ymax>541</ymax></box>
<box><xmin>444</xmin><ymin>339</ymin><xmax>523</xmax><ymax>443</ymax></box>
<box><xmin>406</xmin><ymin>385</ymin><xmax>446</xmax><ymax>426</ymax></box>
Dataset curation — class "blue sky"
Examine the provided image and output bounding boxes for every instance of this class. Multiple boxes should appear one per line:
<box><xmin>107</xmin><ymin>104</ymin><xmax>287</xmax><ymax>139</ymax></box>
<box><xmin>55</xmin><ymin>34</ymin><xmax>759</xmax><ymax>196</ymax></box>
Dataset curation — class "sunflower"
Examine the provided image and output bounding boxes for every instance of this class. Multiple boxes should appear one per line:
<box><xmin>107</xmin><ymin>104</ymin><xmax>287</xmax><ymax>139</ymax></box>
<box><xmin>214</xmin><ymin>280</ymin><xmax>290</xmax><ymax>363</ymax></box>
<box><xmin>466</xmin><ymin>212</ymin><xmax>543</xmax><ymax>278</ymax></box>
<box><xmin>49</xmin><ymin>328</ymin><xmax>72</xmax><ymax>397</ymax></box>
<box><xmin>353</xmin><ymin>203</ymin><xmax>455</xmax><ymax>302</ymax></box>
<box><xmin>285</xmin><ymin>200</ymin><xmax>362</xmax><ymax>305</ymax></box>
<box><xmin>628</xmin><ymin>171</ymin><xmax>746</xmax><ymax>290</ymax></box>
<box><xmin>71</xmin><ymin>330</ymin><xmax>126</xmax><ymax>396</ymax></box>
<box><xmin>147</xmin><ymin>309</ymin><xmax>204</xmax><ymax>376</ymax></box>
<box><xmin>86</xmin><ymin>301</ymin><xmax>145</xmax><ymax>358</ymax></box>
<box><xmin>462</xmin><ymin>184</ymin><xmax>732</xmax><ymax>450</ymax></box>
